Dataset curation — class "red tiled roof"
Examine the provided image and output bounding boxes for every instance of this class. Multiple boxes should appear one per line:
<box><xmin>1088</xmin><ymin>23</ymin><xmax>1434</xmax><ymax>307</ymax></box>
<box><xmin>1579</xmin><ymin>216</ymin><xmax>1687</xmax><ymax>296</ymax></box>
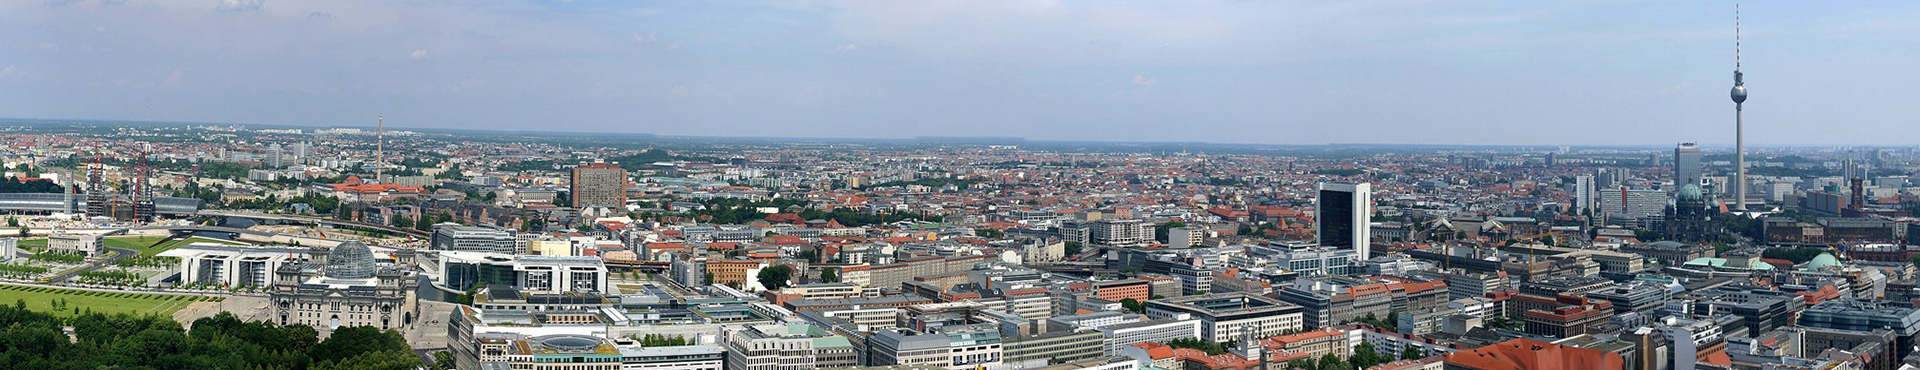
<box><xmin>1443</xmin><ymin>338</ymin><xmax>1623</xmax><ymax>370</ymax></box>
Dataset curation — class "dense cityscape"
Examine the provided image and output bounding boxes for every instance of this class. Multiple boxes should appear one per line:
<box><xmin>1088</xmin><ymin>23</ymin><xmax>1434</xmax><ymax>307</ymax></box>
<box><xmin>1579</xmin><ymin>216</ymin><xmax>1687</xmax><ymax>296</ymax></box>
<box><xmin>0</xmin><ymin>115</ymin><xmax>1915</xmax><ymax>370</ymax></box>
<box><xmin>13</xmin><ymin>1</ymin><xmax>1920</xmax><ymax>370</ymax></box>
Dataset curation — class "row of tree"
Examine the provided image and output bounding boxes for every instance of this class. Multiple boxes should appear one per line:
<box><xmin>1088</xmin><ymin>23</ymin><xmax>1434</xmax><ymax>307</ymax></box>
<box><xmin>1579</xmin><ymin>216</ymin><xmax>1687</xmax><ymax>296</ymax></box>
<box><xmin>0</xmin><ymin>177</ymin><xmax>63</xmax><ymax>193</ymax></box>
<box><xmin>0</xmin><ymin>303</ymin><xmax>419</xmax><ymax>369</ymax></box>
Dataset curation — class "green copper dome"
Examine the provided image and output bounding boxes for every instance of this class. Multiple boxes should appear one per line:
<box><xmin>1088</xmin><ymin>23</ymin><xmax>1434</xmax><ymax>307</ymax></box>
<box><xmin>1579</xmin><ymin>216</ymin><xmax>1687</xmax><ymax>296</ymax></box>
<box><xmin>1803</xmin><ymin>253</ymin><xmax>1841</xmax><ymax>270</ymax></box>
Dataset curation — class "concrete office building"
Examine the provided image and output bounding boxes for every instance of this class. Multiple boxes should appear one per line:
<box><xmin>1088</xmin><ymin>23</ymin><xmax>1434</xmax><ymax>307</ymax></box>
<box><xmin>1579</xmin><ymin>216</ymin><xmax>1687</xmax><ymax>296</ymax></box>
<box><xmin>722</xmin><ymin>324</ymin><xmax>860</xmax><ymax>370</ymax></box>
<box><xmin>1000</xmin><ymin>329</ymin><xmax>1105</xmax><ymax>368</ymax></box>
<box><xmin>438</xmin><ymin>251</ymin><xmax>608</xmax><ymax>293</ymax></box>
<box><xmin>1317</xmin><ymin>182</ymin><xmax>1371</xmax><ymax>260</ymax></box>
<box><xmin>1276</xmin><ymin>276</ymin><xmax>1449</xmax><ymax>330</ymax></box>
<box><xmin>1799</xmin><ymin>299</ymin><xmax>1920</xmax><ymax>358</ymax></box>
<box><xmin>1169</xmin><ymin>226</ymin><xmax>1205</xmax><ymax>248</ymax></box>
<box><xmin>1144</xmin><ymin>293</ymin><xmax>1303</xmax><ymax>342</ymax></box>
<box><xmin>617</xmin><ymin>345</ymin><xmax>726</xmax><ymax>370</ymax></box>
<box><xmin>1097</xmin><ymin>319</ymin><xmax>1202</xmax><ymax>357</ymax></box>
<box><xmin>1597</xmin><ymin>188</ymin><xmax>1669</xmax><ymax>223</ymax></box>
<box><xmin>571</xmin><ymin>161</ymin><xmax>628</xmax><ymax>209</ymax></box>
<box><xmin>1575</xmin><ymin>175</ymin><xmax>1596</xmax><ymax>213</ymax></box>
<box><xmin>431</xmin><ymin>224</ymin><xmax>518</xmax><ymax>254</ymax></box>
<box><xmin>1047</xmin><ymin>311</ymin><xmax>1136</xmax><ymax>332</ymax></box>
<box><xmin>867</xmin><ymin>324</ymin><xmax>1004</xmax><ymax>370</ymax></box>
<box><xmin>471</xmin><ymin>333</ymin><xmax>624</xmax><ymax>370</ymax></box>
<box><xmin>1065</xmin><ymin>219</ymin><xmax>1153</xmax><ymax>247</ymax></box>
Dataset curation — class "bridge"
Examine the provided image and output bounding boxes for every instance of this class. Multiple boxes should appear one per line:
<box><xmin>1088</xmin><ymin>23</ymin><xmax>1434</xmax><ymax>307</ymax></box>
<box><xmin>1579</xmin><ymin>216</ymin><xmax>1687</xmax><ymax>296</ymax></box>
<box><xmin>195</xmin><ymin>210</ymin><xmax>430</xmax><ymax>238</ymax></box>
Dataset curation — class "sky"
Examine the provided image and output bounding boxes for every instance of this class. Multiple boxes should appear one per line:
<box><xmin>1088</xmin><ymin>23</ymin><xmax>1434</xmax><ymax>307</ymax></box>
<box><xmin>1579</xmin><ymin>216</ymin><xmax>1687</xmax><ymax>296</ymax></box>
<box><xmin>4</xmin><ymin>0</ymin><xmax>1920</xmax><ymax>146</ymax></box>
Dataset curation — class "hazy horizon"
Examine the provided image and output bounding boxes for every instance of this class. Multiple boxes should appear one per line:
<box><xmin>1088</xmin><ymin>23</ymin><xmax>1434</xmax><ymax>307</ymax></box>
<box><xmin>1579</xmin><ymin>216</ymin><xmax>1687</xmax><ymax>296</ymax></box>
<box><xmin>8</xmin><ymin>1</ymin><xmax>1920</xmax><ymax>146</ymax></box>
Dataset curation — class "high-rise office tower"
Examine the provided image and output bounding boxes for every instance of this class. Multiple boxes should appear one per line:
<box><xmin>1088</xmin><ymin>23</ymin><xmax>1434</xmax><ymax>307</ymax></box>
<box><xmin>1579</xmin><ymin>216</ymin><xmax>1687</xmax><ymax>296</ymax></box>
<box><xmin>570</xmin><ymin>161</ymin><xmax>628</xmax><ymax>209</ymax></box>
<box><xmin>1674</xmin><ymin>142</ymin><xmax>1701</xmax><ymax>189</ymax></box>
<box><xmin>1575</xmin><ymin>175</ymin><xmax>1595</xmax><ymax>213</ymax></box>
<box><xmin>1316</xmin><ymin>182</ymin><xmax>1371</xmax><ymax>260</ymax></box>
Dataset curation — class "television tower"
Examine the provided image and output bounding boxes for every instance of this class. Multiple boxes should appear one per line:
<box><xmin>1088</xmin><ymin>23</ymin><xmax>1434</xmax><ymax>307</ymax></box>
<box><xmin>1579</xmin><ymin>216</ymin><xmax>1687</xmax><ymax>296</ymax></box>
<box><xmin>1729</xmin><ymin>4</ymin><xmax>1749</xmax><ymax>212</ymax></box>
<box><xmin>375</xmin><ymin>114</ymin><xmax>385</xmax><ymax>183</ymax></box>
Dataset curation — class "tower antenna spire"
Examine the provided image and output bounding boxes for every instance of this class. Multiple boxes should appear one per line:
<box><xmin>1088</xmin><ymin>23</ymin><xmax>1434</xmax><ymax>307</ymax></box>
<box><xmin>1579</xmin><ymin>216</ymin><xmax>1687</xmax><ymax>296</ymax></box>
<box><xmin>1729</xmin><ymin>3</ymin><xmax>1749</xmax><ymax>212</ymax></box>
<box><xmin>376</xmin><ymin>114</ymin><xmax>385</xmax><ymax>182</ymax></box>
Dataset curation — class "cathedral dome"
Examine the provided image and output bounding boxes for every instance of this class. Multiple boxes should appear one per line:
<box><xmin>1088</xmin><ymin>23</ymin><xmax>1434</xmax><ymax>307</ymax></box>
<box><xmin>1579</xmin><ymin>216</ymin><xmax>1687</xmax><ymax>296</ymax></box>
<box><xmin>324</xmin><ymin>241</ymin><xmax>377</xmax><ymax>279</ymax></box>
<box><xmin>1678</xmin><ymin>184</ymin><xmax>1704</xmax><ymax>202</ymax></box>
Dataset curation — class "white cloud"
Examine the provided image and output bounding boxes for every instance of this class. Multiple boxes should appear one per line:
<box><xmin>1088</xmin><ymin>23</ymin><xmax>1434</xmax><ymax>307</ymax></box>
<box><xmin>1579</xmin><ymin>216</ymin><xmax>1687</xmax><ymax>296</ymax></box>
<box><xmin>164</xmin><ymin>70</ymin><xmax>183</xmax><ymax>84</ymax></box>
<box><xmin>217</xmin><ymin>0</ymin><xmax>264</xmax><ymax>12</ymax></box>
<box><xmin>1131</xmin><ymin>75</ymin><xmax>1155</xmax><ymax>87</ymax></box>
<box><xmin>409</xmin><ymin>49</ymin><xmax>429</xmax><ymax>60</ymax></box>
<box><xmin>632</xmin><ymin>32</ymin><xmax>656</xmax><ymax>43</ymax></box>
<box><xmin>834</xmin><ymin>44</ymin><xmax>859</xmax><ymax>53</ymax></box>
<box><xmin>0</xmin><ymin>65</ymin><xmax>15</xmax><ymax>78</ymax></box>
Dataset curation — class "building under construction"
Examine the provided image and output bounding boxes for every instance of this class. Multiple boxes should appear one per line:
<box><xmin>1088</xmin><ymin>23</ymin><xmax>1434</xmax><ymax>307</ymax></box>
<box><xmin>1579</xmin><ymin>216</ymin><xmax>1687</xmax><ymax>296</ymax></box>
<box><xmin>82</xmin><ymin>160</ymin><xmax>157</xmax><ymax>223</ymax></box>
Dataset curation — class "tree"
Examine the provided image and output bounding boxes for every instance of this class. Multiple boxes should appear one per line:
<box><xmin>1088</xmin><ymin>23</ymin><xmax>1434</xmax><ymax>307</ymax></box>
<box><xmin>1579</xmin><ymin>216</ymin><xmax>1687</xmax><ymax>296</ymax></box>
<box><xmin>1318</xmin><ymin>353</ymin><xmax>1353</xmax><ymax>370</ymax></box>
<box><xmin>311</xmin><ymin>349</ymin><xmax>421</xmax><ymax>370</ymax></box>
<box><xmin>1351</xmin><ymin>341</ymin><xmax>1382</xmax><ymax>369</ymax></box>
<box><xmin>1063</xmin><ymin>241</ymin><xmax>1083</xmax><ymax>257</ymax></box>
<box><xmin>1154</xmin><ymin>221</ymin><xmax>1188</xmax><ymax>243</ymax></box>
<box><xmin>757</xmin><ymin>265</ymin><xmax>794</xmax><ymax>290</ymax></box>
<box><xmin>1166</xmin><ymin>338</ymin><xmax>1228</xmax><ymax>355</ymax></box>
<box><xmin>310</xmin><ymin>326</ymin><xmax>410</xmax><ymax>364</ymax></box>
<box><xmin>433</xmin><ymin>351</ymin><xmax>455</xmax><ymax>370</ymax></box>
<box><xmin>1402</xmin><ymin>345</ymin><xmax>1425</xmax><ymax>360</ymax></box>
<box><xmin>796</xmin><ymin>250</ymin><xmax>819</xmax><ymax>264</ymax></box>
<box><xmin>819</xmin><ymin>268</ymin><xmax>839</xmax><ymax>283</ymax></box>
<box><xmin>1120</xmin><ymin>298</ymin><xmax>1145</xmax><ymax>313</ymax></box>
<box><xmin>16</xmin><ymin>225</ymin><xmax>25</xmax><ymax>237</ymax></box>
<box><xmin>975</xmin><ymin>228</ymin><xmax>1004</xmax><ymax>238</ymax></box>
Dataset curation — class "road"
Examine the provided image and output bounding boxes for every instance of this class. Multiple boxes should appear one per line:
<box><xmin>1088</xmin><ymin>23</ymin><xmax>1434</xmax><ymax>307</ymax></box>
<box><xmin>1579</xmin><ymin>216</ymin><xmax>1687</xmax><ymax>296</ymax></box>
<box><xmin>48</xmin><ymin>247</ymin><xmax>135</xmax><ymax>283</ymax></box>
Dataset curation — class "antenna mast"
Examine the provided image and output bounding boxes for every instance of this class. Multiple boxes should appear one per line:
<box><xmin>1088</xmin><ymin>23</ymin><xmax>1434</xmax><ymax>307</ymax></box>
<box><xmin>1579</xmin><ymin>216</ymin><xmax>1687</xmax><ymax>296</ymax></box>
<box><xmin>376</xmin><ymin>114</ymin><xmax>385</xmax><ymax>183</ymax></box>
<box><xmin>1730</xmin><ymin>4</ymin><xmax>1749</xmax><ymax>212</ymax></box>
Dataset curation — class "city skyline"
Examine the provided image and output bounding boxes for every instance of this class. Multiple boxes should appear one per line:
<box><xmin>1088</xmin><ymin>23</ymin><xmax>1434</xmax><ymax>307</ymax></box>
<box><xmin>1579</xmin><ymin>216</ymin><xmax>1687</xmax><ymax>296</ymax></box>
<box><xmin>8</xmin><ymin>1</ymin><xmax>1920</xmax><ymax>145</ymax></box>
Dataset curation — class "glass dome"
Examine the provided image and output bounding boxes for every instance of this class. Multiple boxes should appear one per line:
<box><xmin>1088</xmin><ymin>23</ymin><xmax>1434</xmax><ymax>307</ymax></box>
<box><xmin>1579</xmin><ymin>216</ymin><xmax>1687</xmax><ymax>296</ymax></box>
<box><xmin>324</xmin><ymin>241</ymin><xmax>377</xmax><ymax>279</ymax></box>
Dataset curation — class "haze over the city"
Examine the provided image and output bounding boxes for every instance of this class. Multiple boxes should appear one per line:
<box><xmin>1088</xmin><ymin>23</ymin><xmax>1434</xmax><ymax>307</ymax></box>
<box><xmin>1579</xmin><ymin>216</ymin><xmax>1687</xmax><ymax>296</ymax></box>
<box><xmin>6</xmin><ymin>0</ymin><xmax>1919</xmax><ymax>145</ymax></box>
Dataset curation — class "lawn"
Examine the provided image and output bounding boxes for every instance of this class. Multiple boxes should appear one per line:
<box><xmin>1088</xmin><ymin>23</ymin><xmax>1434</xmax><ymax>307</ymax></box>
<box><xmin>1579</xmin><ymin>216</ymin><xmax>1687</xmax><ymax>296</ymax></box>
<box><xmin>0</xmin><ymin>283</ymin><xmax>223</xmax><ymax>318</ymax></box>
<box><xmin>103</xmin><ymin>236</ymin><xmax>248</xmax><ymax>257</ymax></box>
<box><xmin>17</xmin><ymin>238</ymin><xmax>46</xmax><ymax>252</ymax></box>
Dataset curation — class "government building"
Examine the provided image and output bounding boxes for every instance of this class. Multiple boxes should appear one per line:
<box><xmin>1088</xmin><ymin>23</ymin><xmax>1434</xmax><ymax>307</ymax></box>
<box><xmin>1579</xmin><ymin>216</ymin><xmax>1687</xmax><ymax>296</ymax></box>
<box><xmin>270</xmin><ymin>241</ymin><xmax>421</xmax><ymax>331</ymax></box>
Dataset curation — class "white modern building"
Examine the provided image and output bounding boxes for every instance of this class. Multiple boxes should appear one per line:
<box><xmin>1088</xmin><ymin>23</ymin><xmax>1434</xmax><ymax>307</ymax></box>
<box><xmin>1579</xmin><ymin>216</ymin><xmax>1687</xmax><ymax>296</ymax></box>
<box><xmin>439</xmin><ymin>251</ymin><xmax>608</xmax><ymax>294</ymax></box>
<box><xmin>159</xmin><ymin>244</ymin><xmax>309</xmax><ymax>287</ymax></box>
<box><xmin>47</xmin><ymin>234</ymin><xmax>101</xmax><ymax>257</ymax></box>
<box><xmin>1096</xmin><ymin>318</ymin><xmax>1202</xmax><ymax>357</ymax></box>
<box><xmin>430</xmin><ymin>224</ymin><xmax>518</xmax><ymax>254</ymax></box>
<box><xmin>1144</xmin><ymin>293</ymin><xmax>1303</xmax><ymax>342</ymax></box>
<box><xmin>1316</xmin><ymin>182</ymin><xmax>1371</xmax><ymax>260</ymax></box>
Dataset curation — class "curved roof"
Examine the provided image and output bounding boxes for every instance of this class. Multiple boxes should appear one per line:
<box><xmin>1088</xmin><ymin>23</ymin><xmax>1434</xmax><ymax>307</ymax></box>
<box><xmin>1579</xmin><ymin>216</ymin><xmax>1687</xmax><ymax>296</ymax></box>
<box><xmin>324</xmin><ymin>241</ymin><xmax>376</xmax><ymax>279</ymax></box>
<box><xmin>1682</xmin><ymin>257</ymin><xmax>1775</xmax><ymax>271</ymax></box>
<box><xmin>1803</xmin><ymin>253</ymin><xmax>1841</xmax><ymax>270</ymax></box>
<box><xmin>1678</xmin><ymin>184</ymin><xmax>1704</xmax><ymax>201</ymax></box>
